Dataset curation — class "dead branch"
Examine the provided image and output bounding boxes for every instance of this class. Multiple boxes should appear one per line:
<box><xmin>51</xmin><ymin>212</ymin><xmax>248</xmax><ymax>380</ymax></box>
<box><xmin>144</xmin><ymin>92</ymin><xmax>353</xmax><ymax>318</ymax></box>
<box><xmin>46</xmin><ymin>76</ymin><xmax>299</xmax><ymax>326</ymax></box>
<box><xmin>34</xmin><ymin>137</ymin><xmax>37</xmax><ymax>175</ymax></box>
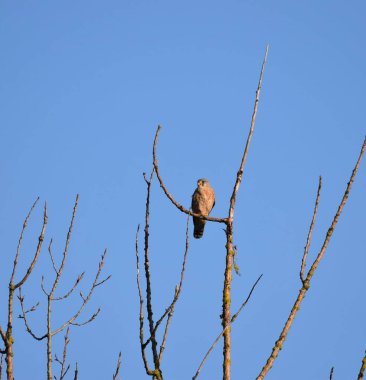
<box><xmin>256</xmin><ymin>137</ymin><xmax>366</xmax><ymax>380</ymax></box>
<box><xmin>193</xmin><ymin>274</ymin><xmax>263</xmax><ymax>380</ymax></box>
<box><xmin>329</xmin><ymin>366</ymin><xmax>334</xmax><ymax>380</ymax></box>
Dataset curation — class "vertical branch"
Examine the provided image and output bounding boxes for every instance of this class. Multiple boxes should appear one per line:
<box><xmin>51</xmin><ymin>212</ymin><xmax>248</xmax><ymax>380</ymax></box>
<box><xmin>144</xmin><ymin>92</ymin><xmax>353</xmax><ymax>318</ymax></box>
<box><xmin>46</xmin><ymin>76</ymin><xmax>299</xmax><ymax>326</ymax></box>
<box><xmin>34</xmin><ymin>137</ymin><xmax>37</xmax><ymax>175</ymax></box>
<box><xmin>5</xmin><ymin>200</ymin><xmax>47</xmax><ymax>380</ymax></box>
<box><xmin>136</xmin><ymin>225</ymin><xmax>152</xmax><ymax>374</ymax></box>
<box><xmin>222</xmin><ymin>45</ymin><xmax>268</xmax><ymax>380</ymax></box>
<box><xmin>143</xmin><ymin>171</ymin><xmax>161</xmax><ymax>379</ymax></box>
<box><xmin>256</xmin><ymin>137</ymin><xmax>366</xmax><ymax>380</ymax></box>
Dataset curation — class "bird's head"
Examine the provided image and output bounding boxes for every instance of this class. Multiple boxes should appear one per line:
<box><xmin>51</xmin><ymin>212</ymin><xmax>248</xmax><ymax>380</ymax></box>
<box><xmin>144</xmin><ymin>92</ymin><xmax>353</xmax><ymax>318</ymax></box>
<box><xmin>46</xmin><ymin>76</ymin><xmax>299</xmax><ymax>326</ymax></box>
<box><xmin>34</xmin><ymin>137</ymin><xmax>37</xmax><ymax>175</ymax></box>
<box><xmin>197</xmin><ymin>178</ymin><xmax>210</xmax><ymax>187</ymax></box>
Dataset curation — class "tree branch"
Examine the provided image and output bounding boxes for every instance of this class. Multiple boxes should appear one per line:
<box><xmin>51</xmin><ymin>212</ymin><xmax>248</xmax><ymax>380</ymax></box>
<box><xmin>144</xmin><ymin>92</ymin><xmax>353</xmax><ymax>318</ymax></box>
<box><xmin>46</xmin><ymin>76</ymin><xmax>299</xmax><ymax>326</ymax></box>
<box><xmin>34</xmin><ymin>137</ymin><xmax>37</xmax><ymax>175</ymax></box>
<box><xmin>256</xmin><ymin>137</ymin><xmax>366</xmax><ymax>380</ymax></box>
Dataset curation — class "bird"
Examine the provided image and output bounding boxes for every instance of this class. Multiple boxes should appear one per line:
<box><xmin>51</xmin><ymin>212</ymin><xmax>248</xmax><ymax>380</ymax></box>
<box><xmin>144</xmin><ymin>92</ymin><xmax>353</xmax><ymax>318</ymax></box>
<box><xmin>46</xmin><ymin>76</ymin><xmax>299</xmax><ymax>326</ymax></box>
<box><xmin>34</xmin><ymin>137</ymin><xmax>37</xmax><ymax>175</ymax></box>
<box><xmin>191</xmin><ymin>179</ymin><xmax>215</xmax><ymax>239</ymax></box>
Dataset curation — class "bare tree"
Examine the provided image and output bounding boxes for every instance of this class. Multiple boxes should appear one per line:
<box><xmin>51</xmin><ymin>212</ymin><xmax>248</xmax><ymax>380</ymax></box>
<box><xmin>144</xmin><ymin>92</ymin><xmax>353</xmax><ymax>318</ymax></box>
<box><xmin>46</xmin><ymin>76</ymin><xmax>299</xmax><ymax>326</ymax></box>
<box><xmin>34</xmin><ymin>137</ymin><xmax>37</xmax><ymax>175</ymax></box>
<box><xmin>0</xmin><ymin>198</ymin><xmax>47</xmax><ymax>380</ymax></box>
<box><xmin>18</xmin><ymin>195</ymin><xmax>110</xmax><ymax>380</ymax></box>
<box><xmin>151</xmin><ymin>45</ymin><xmax>366</xmax><ymax>380</ymax></box>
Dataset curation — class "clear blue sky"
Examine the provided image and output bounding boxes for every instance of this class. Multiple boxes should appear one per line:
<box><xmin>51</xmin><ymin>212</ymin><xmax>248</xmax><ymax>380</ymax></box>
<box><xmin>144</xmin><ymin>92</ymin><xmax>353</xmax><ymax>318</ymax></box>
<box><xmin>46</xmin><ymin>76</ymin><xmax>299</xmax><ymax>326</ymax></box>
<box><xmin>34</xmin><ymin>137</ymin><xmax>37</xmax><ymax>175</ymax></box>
<box><xmin>1</xmin><ymin>1</ymin><xmax>365</xmax><ymax>379</ymax></box>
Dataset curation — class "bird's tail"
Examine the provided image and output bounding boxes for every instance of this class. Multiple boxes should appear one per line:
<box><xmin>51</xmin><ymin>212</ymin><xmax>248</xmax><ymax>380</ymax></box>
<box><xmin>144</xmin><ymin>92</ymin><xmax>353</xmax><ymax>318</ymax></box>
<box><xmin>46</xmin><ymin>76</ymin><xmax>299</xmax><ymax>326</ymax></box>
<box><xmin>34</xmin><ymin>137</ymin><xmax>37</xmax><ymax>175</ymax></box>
<box><xmin>193</xmin><ymin>218</ymin><xmax>206</xmax><ymax>239</ymax></box>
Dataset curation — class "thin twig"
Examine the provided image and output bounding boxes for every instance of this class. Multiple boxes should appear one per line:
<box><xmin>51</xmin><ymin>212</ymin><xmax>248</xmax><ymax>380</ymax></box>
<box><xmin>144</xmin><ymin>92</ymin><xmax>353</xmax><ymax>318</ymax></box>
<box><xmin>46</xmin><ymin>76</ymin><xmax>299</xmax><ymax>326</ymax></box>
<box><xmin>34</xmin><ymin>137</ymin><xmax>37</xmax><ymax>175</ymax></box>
<box><xmin>256</xmin><ymin>137</ymin><xmax>366</xmax><ymax>380</ymax></box>
<box><xmin>10</xmin><ymin>197</ymin><xmax>40</xmax><ymax>284</ymax></box>
<box><xmin>193</xmin><ymin>274</ymin><xmax>263</xmax><ymax>380</ymax></box>
<box><xmin>18</xmin><ymin>288</ymin><xmax>45</xmax><ymax>341</ymax></box>
<box><xmin>113</xmin><ymin>352</ymin><xmax>122</xmax><ymax>380</ymax></box>
<box><xmin>152</xmin><ymin>126</ymin><xmax>227</xmax><ymax>224</ymax></box>
<box><xmin>55</xmin><ymin>327</ymin><xmax>71</xmax><ymax>380</ymax></box>
<box><xmin>357</xmin><ymin>351</ymin><xmax>366</xmax><ymax>380</ymax></box>
<box><xmin>329</xmin><ymin>366</ymin><xmax>334</xmax><ymax>380</ymax></box>
<box><xmin>300</xmin><ymin>176</ymin><xmax>322</xmax><ymax>282</ymax></box>
<box><xmin>228</xmin><ymin>45</ymin><xmax>269</xmax><ymax>221</ymax></box>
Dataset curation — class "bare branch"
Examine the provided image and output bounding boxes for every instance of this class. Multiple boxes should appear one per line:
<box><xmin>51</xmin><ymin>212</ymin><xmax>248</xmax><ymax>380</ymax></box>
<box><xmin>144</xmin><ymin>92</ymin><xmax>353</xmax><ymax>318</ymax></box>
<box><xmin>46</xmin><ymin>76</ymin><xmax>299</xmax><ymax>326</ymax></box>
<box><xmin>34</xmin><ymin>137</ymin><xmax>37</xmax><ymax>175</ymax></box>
<box><xmin>55</xmin><ymin>327</ymin><xmax>71</xmax><ymax>380</ymax></box>
<box><xmin>14</xmin><ymin>201</ymin><xmax>48</xmax><ymax>289</ymax></box>
<box><xmin>152</xmin><ymin>126</ymin><xmax>227</xmax><ymax>224</ymax></box>
<box><xmin>50</xmin><ymin>195</ymin><xmax>79</xmax><ymax>296</ymax></box>
<box><xmin>70</xmin><ymin>308</ymin><xmax>101</xmax><ymax>327</ymax></box>
<box><xmin>52</xmin><ymin>273</ymin><xmax>85</xmax><ymax>301</ymax></box>
<box><xmin>41</xmin><ymin>276</ymin><xmax>50</xmax><ymax>297</ymax></box>
<box><xmin>135</xmin><ymin>225</ymin><xmax>152</xmax><ymax>374</ymax></box>
<box><xmin>142</xmin><ymin>169</ymin><xmax>161</xmax><ymax>379</ymax></box>
<box><xmin>113</xmin><ymin>352</ymin><xmax>122</xmax><ymax>380</ymax></box>
<box><xmin>193</xmin><ymin>274</ymin><xmax>262</xmax><ymax>380</ymax></box>
<box><xmin>51</xmin><ymin>250</ymin><xmax>108</xmax><ymax>336</ymax></box>
<box><xmin>17</xmin><ymin>288</ymin><xmax>46</xmax><ymax>341</ymax></box>
<box><xmin>228</xmin><ymin>45</ymin><xmax>268</xmax><ymax>221</ymax></box>
<box><xmin>256</xmin><ymin>137</ymin><xmax>366</xmax><ymax>380</ymax></box>
<box><xmin>300</xmin><ymin>176</ymin><xmax>322</xmax><ymax>282</ymax></box>
<box><xmin>10</xmin><ymin>197</ymin><xmax>39</xmax><ymax>284</ymax></box>
<box><xmin>358</xmin><ymin>351</ymin><xmax>366</xmax><ymax>380</ymax></box>
<box><xmin>48</xmin><ymin>239</ymin><xmax>58</xmax><ymax>275</ymax></box>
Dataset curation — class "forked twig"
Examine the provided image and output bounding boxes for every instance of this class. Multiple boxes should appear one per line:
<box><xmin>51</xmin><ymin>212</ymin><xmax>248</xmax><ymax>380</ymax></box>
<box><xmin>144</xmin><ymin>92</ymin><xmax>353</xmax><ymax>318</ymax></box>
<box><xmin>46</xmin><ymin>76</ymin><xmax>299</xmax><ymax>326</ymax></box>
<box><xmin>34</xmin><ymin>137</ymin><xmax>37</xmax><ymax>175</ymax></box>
<box><xmin>300</xmin><ymin>176</ymin><xmax>322</xmax><ymax>282</ymax></box>
<box><xmin>256</xmin><ymin>137</ymin><xmax>366</xmax><ymax>380</ymax></box>
<box><xmin>192</xmin><ymin>274</ymin><xmax>263</xmax><ymax>380</ymax></box>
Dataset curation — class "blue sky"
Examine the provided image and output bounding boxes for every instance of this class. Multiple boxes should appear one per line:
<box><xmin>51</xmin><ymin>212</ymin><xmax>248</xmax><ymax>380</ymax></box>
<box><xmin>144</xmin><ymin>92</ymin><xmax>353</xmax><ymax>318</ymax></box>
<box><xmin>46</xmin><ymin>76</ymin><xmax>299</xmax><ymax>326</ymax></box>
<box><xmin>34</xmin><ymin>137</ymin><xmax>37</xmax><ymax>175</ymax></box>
<box><xmin>0</xmin><ymin>1</ymin><xmax>365</xmax><ymax>379</ymax></box>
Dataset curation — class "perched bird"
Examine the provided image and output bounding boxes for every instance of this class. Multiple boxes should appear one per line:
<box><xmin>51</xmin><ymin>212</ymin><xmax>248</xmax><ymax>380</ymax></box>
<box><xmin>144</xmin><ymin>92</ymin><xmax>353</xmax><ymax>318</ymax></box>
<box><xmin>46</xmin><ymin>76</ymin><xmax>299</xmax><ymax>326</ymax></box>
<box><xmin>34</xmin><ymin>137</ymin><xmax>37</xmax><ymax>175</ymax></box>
<box><xmin>191</xmin><ymin>179</ymin><xmax>215</xmax><ymax>239</ymax></box>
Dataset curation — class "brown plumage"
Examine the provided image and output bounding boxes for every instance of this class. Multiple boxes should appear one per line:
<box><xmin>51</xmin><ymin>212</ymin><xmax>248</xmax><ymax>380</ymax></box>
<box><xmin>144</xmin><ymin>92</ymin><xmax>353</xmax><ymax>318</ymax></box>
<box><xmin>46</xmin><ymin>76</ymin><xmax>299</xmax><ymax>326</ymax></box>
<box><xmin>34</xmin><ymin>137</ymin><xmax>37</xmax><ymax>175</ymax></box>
<box><xmin>191</xmin><ymin>179</ymin><xmax>215</xmax><ymax>239</ymax></box>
